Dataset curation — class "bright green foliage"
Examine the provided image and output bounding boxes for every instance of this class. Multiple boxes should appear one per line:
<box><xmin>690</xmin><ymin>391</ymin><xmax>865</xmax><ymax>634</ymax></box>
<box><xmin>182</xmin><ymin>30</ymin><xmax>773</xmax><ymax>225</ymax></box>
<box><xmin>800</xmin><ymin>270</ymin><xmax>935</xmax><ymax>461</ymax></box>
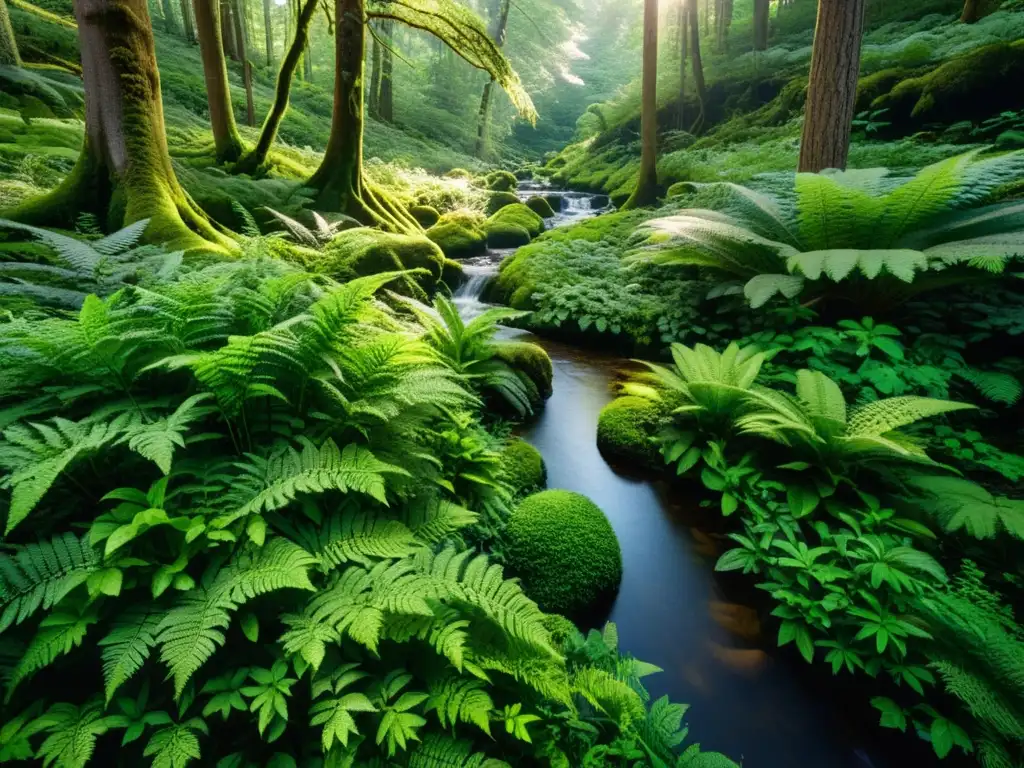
<box><xmin>524</xmin><ymin>196</ymin><xmax>556</xmax><ymax>219</ymax></box>
<box><xmin>426</xmin><ymin>212</ymin><xmax>488</xmax><ymax>260</ymax></box>
<box><xmin>596</xmin><ymin>395</ymin><xmax>664</xmax><ymax>469</ymax></box>
<box><xmin>487</xmin><ymin>203</ymin><xmax>544</xmax><ymax>239</ymax></box>
<box><xmin>505</xmin><ymin>490</ymin><xmax>622</xmax><ymax>618</ymax></box>
<box><xmin>497</xmin><ymin>439</ymin><xmax>545</xmax><ymax>496</ymax></box>
<box><xmin>484</xmin><ymin>170</ymin><xmax>518</xmax><ymax>192</ymax></box>
<box><xmin>630</xmin><ymin>151</ymin><xmax>1024</xmax><ymax>309</ymax></box>
<box><xmin>491</xmin><ymin>341</ymin><xmax>553</xmax><ymax>401</ymax></box>
<box><xmin>485</xmin><ymin>191</ymin><xmax>520</xmax><ymax>216</ymax></box>
<box><xmin>409</xmin><ymin>205</ymin><xmax>441</xmax><ymax>229</ymax></box>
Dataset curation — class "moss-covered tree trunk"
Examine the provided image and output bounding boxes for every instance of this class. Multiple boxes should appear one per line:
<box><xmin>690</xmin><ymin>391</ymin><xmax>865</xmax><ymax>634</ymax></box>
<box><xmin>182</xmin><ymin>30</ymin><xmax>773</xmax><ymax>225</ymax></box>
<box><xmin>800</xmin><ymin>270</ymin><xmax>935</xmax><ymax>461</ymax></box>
<box><xmin>474</xmin><ymin>0</ymin><xmax>510</xmax><ymax>158</ymax></box>
<box><xmin>5</xmin><ymin>0</ymin><xmax>233</xmax><ymax>251</ymax></box>
<box><xmin>379</xmin><ymin>19</ymin><xmax>393</xmax><ymax>122</ymax></box>
<box><xmin>753</xmin><ymin>0</ymin><xmax>769</xmax><ymax>50</ymax></box>
<box><xmin>688</xmin><ymin>0</ymin><xmax>707</xmax><ymax>133</ymax></box>
<box><xmin>624</xmin><ymin>0</ymin><xmax>659</xmax><ymax>209</ymax></box>
<box><xmin>798</xmin><ymin>0</ymin><xmax>865</xmax><ymax>172</ymax></box>
<box><xmin>961</xmin><ymin>0</ymin><xmax>982</xmax><ymax>23</ymax></box>
<box><xmin>236</xmin><ymin>0</ymin><xmax>316</xmax><ymax>172</ymax></box>
<box><xmin>303</xmin><ymin>32</ymin><xmax>312</xmax><ymax>81</ymax></box>
<box><xmin>0</xmin><ymin>0</ymin><xmax>21</xmax><ymax>66</ymax></box>
<box><xmin>368</xmin><ymin>27</ymin><xmax>382</xmax><ymax>118</ymax></box>
<box><xmin>262</xmin><ymin>0</ymin><xmax>272</xmax><ymax>64</ymax></box>
<box><xmin>306</xmin><ymin>0</ymin><xmax>416</xmax><ymax>230</ymax></box>
<box><xmin>231</xmin><ymin>0</ymin><xmax>255</xmax><ymax>126</ymax></box>
<box><xmin>194</xmin><ymin>0</ymin><xmax>245</xmax><ymax>162</ymax></box>
<box><xmin>180</xmin><ymin>0</ymin><xmax>195</xmax><ymax>43</ymax></box>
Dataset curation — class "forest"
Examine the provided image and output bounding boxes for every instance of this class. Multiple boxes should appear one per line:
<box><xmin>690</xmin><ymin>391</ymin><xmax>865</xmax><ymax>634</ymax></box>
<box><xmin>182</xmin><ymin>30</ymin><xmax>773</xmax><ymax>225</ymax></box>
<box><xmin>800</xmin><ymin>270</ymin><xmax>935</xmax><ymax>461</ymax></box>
<box><xmin>0</xmin><ymin>0</ymin><xmax>1022</xmax><ymax>764</ymax></box>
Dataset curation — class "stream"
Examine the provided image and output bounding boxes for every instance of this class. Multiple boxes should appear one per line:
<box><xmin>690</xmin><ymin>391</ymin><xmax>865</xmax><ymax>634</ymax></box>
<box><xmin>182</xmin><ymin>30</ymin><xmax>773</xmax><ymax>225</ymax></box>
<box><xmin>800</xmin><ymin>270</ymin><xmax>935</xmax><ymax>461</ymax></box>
<box><xmin>454</xmin><ymin>188</ymin><xmax>915</xmax><ymax>767</ymax></box>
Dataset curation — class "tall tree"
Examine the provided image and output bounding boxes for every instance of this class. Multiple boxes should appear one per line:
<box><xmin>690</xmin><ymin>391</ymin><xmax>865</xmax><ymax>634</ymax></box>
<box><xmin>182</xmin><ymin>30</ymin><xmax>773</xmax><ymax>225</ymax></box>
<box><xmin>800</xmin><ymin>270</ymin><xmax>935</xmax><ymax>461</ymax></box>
<box><xmin>677</xmin><ymin>0</ymin><xmax>687</xmax><ymax>130</ymax></box>
<box><xmin>307</xmin><ymin>0</ymin><xmax>535</xmax><ymax>227</ymax></box>
<box><xmin>798</xmin><ymin>0</ymin><xmax>865</xmax><ymax>172</ymax></box>
<box><xmin>0</xmin><ymin>0</ymin><xmax>21</xmax><ymax>66</ymax></box>
<box><xmin>263</xmin><ymin>0</ymin><xmax>273</xmax><ymax>64</ymax></box>
<box><xmin>961</xmin><ymin>0</ymin><xmax>982</xmax><ymax>23</ymax></box>
<box><xmin>161</xmin><ymin>0</ymin><xmax>178</xmax><ymax>33</ymax></box>
<box><xmin>368</xmin><ymin>26</ymin><xmax>382</xmax><ymax>118</ymax></box>
<box><xmin>687</xmin><ymin>0</ymin><xmax>707</xmax><ymax>133</ymax></box>
<box><xmin>379</xmin><ymin>18</ymin><xmax>393</xmax><ymax>122</ymax></box>
<box><xmin>236</xmin><ymin>0</ymin><xmax>317</xmax><ymax>172</ymax></box>
<box><xmin>194</xmin><ymin>0</ymin><xmax>245</xmax><ymax>162</ymax></box>
<box><xmin>7</xmin><ymin>0</ymin><xmax>232</xmax><ymax>250</ymax></box>
<box><xmin>474</xmin><ymin>0</ymin><xmax>510</xmax><ymax>158</ymax></box>
<box><xmin>231</xmin><ymin>0</ymin><xmax>255</xmax><ymax>126</ymax></box>
<box><xmin>624</xmin><ymin>0</ymin><xmax>659</xmax><ymax>209</ymax></box>
<box><xmin>714</xmin><ymin>0</ymin><xmax>732</xmax><ymax>51</ymax></box>
<box><xmin>221</xmin><ymin>0</ymin><xmax>239</xmax><ymax>60</ymax></box>
<box><xmin>753</xmin><ymin>0</ymin><xmax>769</xmax><ymax>50</ymax></box>
<box><xmin>179</xmin><ymin>0</ymin><xmax>196</xmax><ymax>43</ymax></box>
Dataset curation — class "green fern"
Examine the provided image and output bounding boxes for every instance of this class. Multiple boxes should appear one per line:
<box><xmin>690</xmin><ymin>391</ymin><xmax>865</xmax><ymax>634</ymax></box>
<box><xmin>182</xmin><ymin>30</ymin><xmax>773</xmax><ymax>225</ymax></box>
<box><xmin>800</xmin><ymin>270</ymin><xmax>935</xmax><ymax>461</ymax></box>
<box><xmin>34</xmin><ymin>700</ymin><xmax>117</xmax><ymax>768</ymax></box>
<box><xmin>143</xmin><ymin>718</ymin><xmax>208</xmax><ymax>768</ymax></box>
<box><xmin>425</xmin><ymin>674</ymin><xmax>494</xmax><ymax>735</ymax></box>
<box><xmin>98</xmin><ymin>607</ymin><xmax>162</xmax><ymax>702</ymax></box>
<box><xmin>903</xmin><ymin>475</ymin><xmax>1024</xmax><ymax>541</ymax></box>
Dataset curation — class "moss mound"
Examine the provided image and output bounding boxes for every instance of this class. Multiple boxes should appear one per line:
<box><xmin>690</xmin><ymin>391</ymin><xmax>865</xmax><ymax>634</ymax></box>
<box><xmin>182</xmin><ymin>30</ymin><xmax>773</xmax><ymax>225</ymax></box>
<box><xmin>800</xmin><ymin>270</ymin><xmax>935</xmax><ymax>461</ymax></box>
<box><xmin>493</xmin><ymin>341</ymin><xmax>553</xmax><ymax>400</ymax></box>
<box><xmin>485</xmin><ymin>170</ymin><xmax>518</xmax><ymax>192</ymax></box>
<box><xmin>525</xmin><ymin>195</ymin><xmax>556</xmax><ymax>219</ymax></box>
<box><xmin>597</xmin><ymin>396</ymin><xmax>664</xmax><ymax>469</ymax></box>
<box><xmin>489</xmin><ymin>203</ymin><xmax>545</xmax><ymax>238</ymax></box>
<box><xmin>499</xmin><ymin>439</ymin><xmax>546</xmax><ymax>495</ymax></box>
<box><xmin>444</xmin><ymin>168</ymin><xmax>474</xmax><ymax>180</ymax></box>
<box><xmin>426</xmin><ymin>211</ymin><xmax>488</xmax><ymax>260</ymax></box>
<box><xmin>410</xmin><ymin>204</ymin><xmax>440</xmax><ymax>228</ymax></box>
<box><xmin>485</xmin><ymin>191</ymin><xmax>521</xmax><ymax>216</ymax></box>
<box><xmin>316</xmin><ymin>229</ymin><xmax>446</xmax><ymax>300</ymax></box>
<box><xmin>485</xmin><ymin>221</ymin><xmax>532</xmax><ymax>249</ymax></box>
<box><xmin>505</xmin><ymin>490</ymin><xmax>622</xmax><ymax>618</ymax></box>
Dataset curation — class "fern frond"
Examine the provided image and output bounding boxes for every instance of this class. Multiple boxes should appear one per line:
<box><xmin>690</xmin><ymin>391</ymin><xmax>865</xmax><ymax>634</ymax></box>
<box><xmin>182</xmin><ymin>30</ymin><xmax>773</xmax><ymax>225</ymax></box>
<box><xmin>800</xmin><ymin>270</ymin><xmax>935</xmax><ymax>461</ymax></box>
<box><xmin>425</xmin><ymin>674</ymin><xmax>493</xmax><ymax>734</ymax></box>
<box><xmin>957</xmin><ymin>369</ymin><xmax>1023</xmax><ymax>406</ymax></box>
<box><xmin>35</xmin><ymin>700</ymin><xmax>115</xmax><ymax>768</ymax></box>
<box><xmin>143</xmin><ymin>718</ymin><xmax>208</xmax><ymax>768</ymax></box>
<box><xmin>8</xmin><ymin>603</ymin><xmax>98</xmax><ymax>696</ymax></box>
<box><xmin>904</xmin><ymin>475</ymin><xmax>1024</xmax><ymax>541</ymax></box>
<box><xmin>98</xmin><ymin>607</ymin><xmax>161</xmax><ymax>702</ymax></box>
<box><xmin>847</xmin><ymin>397</ymin><xmax>976</xmax><ymax>437</ymax></box>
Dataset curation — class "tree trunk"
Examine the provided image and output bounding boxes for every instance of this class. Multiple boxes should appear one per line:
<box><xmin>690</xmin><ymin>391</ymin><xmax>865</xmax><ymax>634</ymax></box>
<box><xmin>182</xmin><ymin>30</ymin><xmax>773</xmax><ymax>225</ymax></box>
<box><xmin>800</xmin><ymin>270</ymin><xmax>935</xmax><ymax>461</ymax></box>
<box><xmin>677</xmin><ymin>0</ymin><xmax>687</xmax><ymax>130</ymax></box>
<box><xmin>262</xmin><ymin>0</ymin><xmax>272</xmax><ymax>64</ymax></box>
<box><xmin>161</xmin><ymin>0</ymin><xmax>178</xmax><ymax>33</ymax></box>
<box><xmin>798</xmin><ymin>0</ymin><xmax>865</xmax><ymax>172</ymax></box>
<box><xmin>474</xmin><ymin>0</ymin><xmax>510</xmax><ymax>158</ymax></box>
<box><xmin>0</xmin><ymin>0</ymin><xmax>22</xmax><ymax>66</ymax></box>
<box><xmin>237</xmin><ymin>0</ymin><xmax>317</xmax><ymax>171</ymax></box>
<box><xmin>688</xmin><ymin>0</ymin><xmax>707</xmax><ymax>134</ymax></box>
<box><xmin>753</xmin><ymin>0</ymin><xmax>769</xmax><ymax>50</ymax></box>
<box><xmin>624</xmin><ymin>0</ymin><xmax>659</xmax><ymax>209</ymax></box>
<box><xmin>180</xmin><ymin>0</ymin><xmax>196</xmax><ymax>43</ymax></box>
<box><xmin>368</xmin><ymin>29</ymin><xmax>382</xmax><ymax>118</ymax></box>
<box><xmin>231</xmin><ymin>0</ymin><xmax>255</xmax><ymax>127</ymax></box>
<box><xmin>379</xmin><ymin>19</ymin><xmax>393</xmax><ymax>122</ymax></box>
<box><xmin>221</xmin><ymin>0</ymin><xmax>238</xmax><ymax>60</ymax></box>
<box><xmin>6</xmin><ymin>0</ymin><xmax>232</xmax><ymax>251</ymax></box>
<box><xmin>961</xmin><ymin>0</ymin><xmax>981</xmax><ymax>23</ymax></box>
<box><xmin>306</xmin><ymin>0</ymin><xmax>416</xmax><ymax>230</ymax></box>
<box><xmin>194</xmin><ymin>0</ymin><xmax>245</xmax><ymax>162</ymax></box>
<box><xmin>715</xmin><ymin>0</ymin><xmax>732</xmax><ymax>51</ymax></box>
<box><xmin>303</xmin><ymin>35</ymin><xmax>312</xmax><ymax>81</ymax></box>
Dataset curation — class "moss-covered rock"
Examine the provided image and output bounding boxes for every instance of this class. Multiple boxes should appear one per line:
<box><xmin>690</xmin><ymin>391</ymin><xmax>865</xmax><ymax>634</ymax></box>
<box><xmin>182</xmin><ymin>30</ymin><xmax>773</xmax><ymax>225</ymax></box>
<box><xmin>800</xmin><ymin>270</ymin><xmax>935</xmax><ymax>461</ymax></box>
<box><xmin>485</xmin><ymin>170</ymin><xmax>518</xmax><ymax>192</ymax></box>
<box><xmin>499</xmin><ymin>439</ymin><xmax>546</xmax><ymax>495</ymax></box>
<box><xmin>597</xmin><ymin>396</ymin><xmax>664</xmax><ymax>469</ymax></box>
<box><xmin>505</xmin><ymin>490</ymin><xmax>622</xmax><ymax>618</ymax></box>
<box><xmin>444</xmin><ymin>168</ymin><xmax>474</xmax><ymax>180</ymax></box>
<box><xmin>485</xmin><ymin>221</ymin><xmax>532</xmax><ymax>249</ymax></box>
<box><xmin>425</xmin><ymin>211</ymin><xmax>488</xmax><ymax>260</ymax></box>
<box><xmin>410</xmin><ymin>204</ymin><xmax>440</xmax><ymax>228</ymax></box>
<box><xmin>525</xmin><ymin>195</ymin><xmax>556</xmax><ymax>219</ymax></box>
<box><xmin>485</xmin><ymin>191</ymin><xmax>521</xmax><ymax>216</ymax></box>
<box><xmin>489</xmin><ymin>203</ymin><xmax>545</xmax><ymax>238</ymax></box>
<box><xmin>493</xmin><ymin>341</ymin><xmax>553</xmax><ymax>400</ymax></box>
<box><xmin>316</xmin><ymin>229</ymin><xmax>446</xmax><ymax>300</ymax></box>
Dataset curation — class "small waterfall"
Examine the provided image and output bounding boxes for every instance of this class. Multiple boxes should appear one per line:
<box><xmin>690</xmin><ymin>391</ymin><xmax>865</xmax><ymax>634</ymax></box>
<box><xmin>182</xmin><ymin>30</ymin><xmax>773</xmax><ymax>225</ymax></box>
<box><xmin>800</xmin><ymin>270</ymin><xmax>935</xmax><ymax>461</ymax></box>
<box><xmin>453</xmin><ymin>253</ymin><xmax>506</xmax><ymax>320</ymax></box>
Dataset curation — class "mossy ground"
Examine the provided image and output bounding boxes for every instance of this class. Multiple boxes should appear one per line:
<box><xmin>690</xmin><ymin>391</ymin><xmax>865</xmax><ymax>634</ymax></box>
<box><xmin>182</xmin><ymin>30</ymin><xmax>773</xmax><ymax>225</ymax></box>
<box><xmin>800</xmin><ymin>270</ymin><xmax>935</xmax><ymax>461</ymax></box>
<box><xmin>425</xmin><ymin>211</ymin><xmax>488</xmax><ymax>260</ymax></box>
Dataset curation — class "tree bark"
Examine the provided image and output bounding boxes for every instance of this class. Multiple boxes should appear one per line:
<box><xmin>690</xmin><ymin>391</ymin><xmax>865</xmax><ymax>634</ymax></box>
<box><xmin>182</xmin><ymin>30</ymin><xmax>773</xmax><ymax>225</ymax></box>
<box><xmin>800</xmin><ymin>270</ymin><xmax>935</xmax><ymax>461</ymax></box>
<box><xmin>262</xmin><ymin>0</ymin><xmax>272</xmax><ymax>64</ymax></box>
<box><xmin>303</xmin><ymin>34</ymin><xmax>312</xmax><ymax>81</ymax></box>
<box><xmin>379</xmin><ymin>19</ymin><xmax>393</xmax><ymax>122</ymax></box>
<box><xmin>753</xmin><ymin>0</ymin><xmax>769</xmax><ymax>50</ymax></box>
<box><xmin>231</xmin><ymin>0</ymin><xmax>255</xmax><ymax>127</ymax></box>
<box><xmin>179</xmin><ymin>0</ymin><xmax>196</xmax><ymax>43</ymax></box>
<box><xmin>161</xmin><ymin>0</ymin><xmax>178</xmax><ymax>33</ymax></box>
<box><xmin>368</xmin><ymin>26</ymin><xmax>382</xmax><ymax>118</ymax></box>
<box><xmin>306</xmin><ymin>0</ymin><xmax>416</xmax><ymax>230</ymax></box>
<box><xmin>0</xmin><ymin>0</ymin><xmax>21</xmax><ymax>66</ymax></box>
<box><xmin>194</xmin><ymin>0</ymin><xmax>245</xmax><ymax>162</ymax></box>
<box><xmin>221</xmin><ymin>0</ymin><xmax>238</xmax><ymax>60</ymax></box>
<box><xmin>5</xmin><ymin>0</ymin><xmax>232</xmax><ymax>251</ymax></box>
<box><xmin>624</xmin><ymin>0</ymin><xmax>659</xmax><ymax>209</ymax></box>
<box><xmin>237</xmin><ymin>0</ymin><xmax>316</xmax><ymax>171</ymax></box>
<box><xmin>688</xmin><ymin>0</ymin><xmax>707</xmax><ymax>134</ymax></box>
<box><xmin>474</xmin><ymin>0</ymin><xmax>510</xmax><ymax>158</ymax></box>
<box><xmin>961</xmin><ymin>0</ymin><xmax>981</xmax><ymax>23</ymax></box>
<box><xmin>798</xmin><ymin>0</ymin><xmax>865</xmax><ymax>172</ymax></box>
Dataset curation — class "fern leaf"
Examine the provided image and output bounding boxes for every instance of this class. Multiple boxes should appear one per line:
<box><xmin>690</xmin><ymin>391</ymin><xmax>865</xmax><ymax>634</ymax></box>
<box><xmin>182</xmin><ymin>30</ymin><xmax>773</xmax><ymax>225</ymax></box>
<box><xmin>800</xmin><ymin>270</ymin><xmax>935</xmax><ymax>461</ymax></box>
<box><xmin>425</xmin><ymin>675</ymin><xmax>493</xmax><ymax>735</ymax></box>
<box><xmin>847</xmin><ymin>397</ymin><xmax>976</xmax><ymax>437</ymax></box>
<box><xmin>92</xmin><ymin>219</ymin><xmax>150</xmax><ymax>256</ymax></box>
<box><xmin>315</xmin><ymin>511</ymin><xmax>420</xmax><ymax>569</ymax></box>
<box><xmin>98</xmin><ymin>607</ymin><xmax>161</xmax><ymax>702</ymax></box>
<box><xmin>742</xmin><ymin>274</ymin><xmax>805</xmax><ymax>308</ymax></box>
<box><xmin>143</xmin><ymin>719</ymin><xmax>208</xmax><ymax>768</ymax></box>
<box><xmin>957</xmin><ymin>369</ymin><xmax>1023</xmax><ymax>406</ymax></box>
<box><xmin>117</xmin><ymin>394</ymin><xmax>215</xmax><ymax>474</ymax></box>
<box><xmin>8</xmin><ymin>603</ymin><xmax>98</xmax><ymax>697</ymax></box>
<box><xmin>35</xmin><ymin>701</ymin><xmax>115</xmax><ymax>768</ymax></box>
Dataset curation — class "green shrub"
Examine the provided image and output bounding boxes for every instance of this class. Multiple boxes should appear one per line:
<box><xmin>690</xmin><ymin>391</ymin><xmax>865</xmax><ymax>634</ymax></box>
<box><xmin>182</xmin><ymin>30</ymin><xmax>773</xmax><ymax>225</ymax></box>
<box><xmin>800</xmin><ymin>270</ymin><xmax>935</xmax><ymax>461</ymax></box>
<box><xmin>525</xmin><ymin>195</ymin><xmax>556</xmax><ymax>218</ymax></box>
<box><xmin>410</xmin><ymin>204</ymin><xmax>441</xmax><ymax>228</ymax></box>
<box><xmin>597</xmin><ymin>395</ymin><xmax>664</xmax><ymax>469</ymax></box>
<box><xmin>426</xmin><ymin>211</ymin><xmax>488</xmax><ymax>260</ymax></box>
<box><xmin>499</xmin><ymin>438</ymin><xmax>546</xmax><ymax>495</ymax></box>
<box><xmin>486</xmin><ymin>191</ymin><xmax>521</xmax><ymax>216</ymax></box>
<box><xmin>485</xmin><ymin>169</ymin><xmax>518</xmax><ymax>191</ymax></box>
<box><xmin>488</xmin><ymin>203</ymin><xmax>544</xmax><ymax>238</ymax></box>
<box><xmin>315</xmin><ymin>228</ymin><xmax>446</xmax><ymax>299</ymax></box>
<box><xmin>493</xmin><ymin>340</ymin><xmax>554</xmax><ymax>400</ymax></box>
<box><xmin>505</xmin><ymin>490</ymin><xmax>623</xmax><ymax>617</ymax></box>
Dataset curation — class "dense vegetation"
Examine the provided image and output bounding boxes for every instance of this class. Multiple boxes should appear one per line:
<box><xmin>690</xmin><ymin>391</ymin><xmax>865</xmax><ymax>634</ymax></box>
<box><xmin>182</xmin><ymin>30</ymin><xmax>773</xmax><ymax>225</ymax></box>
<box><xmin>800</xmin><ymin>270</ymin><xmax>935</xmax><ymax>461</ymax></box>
<box><xmin>1</xmin><ymin>0</ymin><xmax>1023</xmax><ymax>765</ymax></box>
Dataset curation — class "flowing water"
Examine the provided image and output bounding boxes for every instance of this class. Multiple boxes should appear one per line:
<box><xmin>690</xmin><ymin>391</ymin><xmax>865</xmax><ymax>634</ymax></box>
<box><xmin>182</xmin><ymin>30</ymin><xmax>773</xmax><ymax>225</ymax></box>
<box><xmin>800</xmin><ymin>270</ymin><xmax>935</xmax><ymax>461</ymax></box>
<box><xmin>455</xmin><ymin>190</ymin><xmax>927</xmax><ymax>767</ymax></box>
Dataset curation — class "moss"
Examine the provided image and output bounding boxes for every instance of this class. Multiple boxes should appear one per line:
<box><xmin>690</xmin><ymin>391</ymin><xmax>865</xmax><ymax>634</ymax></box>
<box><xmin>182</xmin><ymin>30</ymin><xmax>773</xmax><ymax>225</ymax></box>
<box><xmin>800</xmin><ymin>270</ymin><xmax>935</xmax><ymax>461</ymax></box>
<box><xmin>444</xmin><ymin>167</ymin><xmax>474</xmax><ymax>180</ymax></box>
<box><xmin>542</xmin><ymin>614</ymin><xmax>579</xmax><ymax>648</ymax></box>
<box><xmin>314</xmin><ymin>229</ymin><xmax>446</xmax><ymax>300</ymax></box>
<box><xmin>410</xmin><ymin>204</ymin><xmax>440</xmax><ymax>228</ymax></box>
<box><xmin>493</xmin><ymin>340</ymin><xmax>553</xmax><ymax>400</ymax></box>
<box><xmin>485</xmin><ymin>221</ymin><xmax>531</xmax><ymax>248</ymax></box>
<box><xmin>485</xmin><ymin>170</ymin><xmax>518</xmax><ymax>192</ymax></box>
<box><xmin>499</xmin><ymin>439</ymin><xmax>546</xmax><ymax>495</ymax></box>
<box><xmin>441</xmin><ymin>258</ymin><xmax>465</xmax><ymax>290</ymax></box>
<box><xmin>485</xmin><ymin>191</ymin><xmax>520</xmax><ymax>216</ymax></box>
<box><xmin>505</xmin><ymin>490</ymin><xmax>622</xmax><ymax>618</ymax></box>
<box><xmin>425</xmin><ymin>211</ymin><xmax>488</xmax><ymax>260</ymax></box>
<box><xmin>525</xmin><ymin>195</ymin><xmax>556</xmax><ymax>219</ymax></box>
<box><xmin>488</xmin><ymin>203</ymin><xmax>544</xmax><ymax>239</ymax></box>
<box><xmin>596</xmin><ymin>396</ymin><xmax>664</xmax><ymax>469</ymax></box>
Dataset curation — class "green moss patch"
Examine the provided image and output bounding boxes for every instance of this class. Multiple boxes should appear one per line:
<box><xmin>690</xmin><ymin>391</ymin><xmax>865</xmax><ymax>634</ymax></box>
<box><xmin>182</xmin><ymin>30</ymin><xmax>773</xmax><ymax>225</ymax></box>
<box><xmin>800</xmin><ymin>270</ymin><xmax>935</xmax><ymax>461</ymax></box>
<box><xmin>485</xmin><ymin>191</ymin><xmax>520</xmax><ymax>216</ymax></box>
<box><xmin>426</xmin><ymin>211</ymin><xmax>488</xmax><ymax>260</ymax></box>
<box><xmin>493</xmin><ymin>340</ymin><xmax>553</xmax><ymax>400</ymax></box>
<box><xmin>505</xmin><ymin>490</ymin><xmax>622</xmax><ymax>618</ymax></box>
<box><xmin>485</xmin><ymin>169</ymin><xmax>517</xmax><ymax>192</ymax></box>
<box><xmin>314</xmin><ymin>229</ymin><xmax>446</xmax><ymax>300</ymax></box>
<box><xmin>499</xmin><ymin>439</ymin><xmax>546</xmax><ymax>495</ymax></box>
<box><xmin>488</xmin><ymin>203</ymin><xmax>544</xmax><ymax>238</ymax></box>
<box><xmin>597</xmin><ymin>395</ymin><xmax>664</xmax><ymax>469</ymax></box>
<box><xmin>525</xmin><ymin>195</ymin><xmax>556</xmax><ymax>219</ymax></box>
<box><xmin>410</xmin><ymin>204</ymin><xmax>440</xmax><ymax>228</ymax></box>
